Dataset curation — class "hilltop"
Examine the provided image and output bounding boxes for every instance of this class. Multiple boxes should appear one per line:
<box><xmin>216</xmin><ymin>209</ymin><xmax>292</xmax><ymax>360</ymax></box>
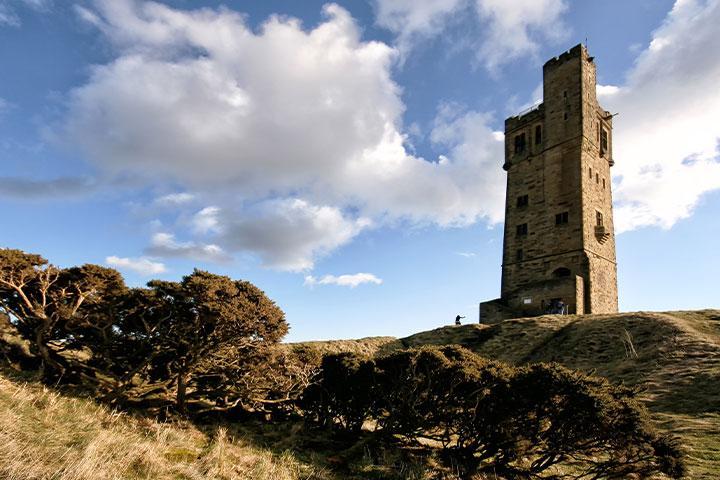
<box><xmin>296</xmin><ymin>309</ymin><xmax>720</xmax><ymax>478</ymax></box>
<box><xmin>1</xmin><ymin>310</ymin><xmax>718</xmax><ymax>479</ymax></box>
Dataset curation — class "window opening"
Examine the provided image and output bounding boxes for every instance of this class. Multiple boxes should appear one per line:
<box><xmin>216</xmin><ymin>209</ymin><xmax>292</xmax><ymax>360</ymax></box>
<box><xmin>535</xmin><ymin>125</ymin><xmax>542</xmax><ymax>145</ymax></box>
<box><xmin>596</xmin><ymin>211</ymin><xmax>604</xmax><ymax>227</ymax></box>
<box><xmin>517</xmin><ymin>194</ymin><xmax>529</xmax><ymax>208</ymax></box>
<box><xmin>516</xmin><ymin>249</ymin><xmax>524</xmax><ymax>261</ymax></box>
<box><xmin>516</xmin><ymin>223</ymin><xmax>528</xmax><ymax>236</ymax></box>
<box><xmin>514</xmin><ymin>133</ymin><xmax>526</xmax><ymax>154</ymax></box>
<box><xmin>552</xmin><ymin>267</ymin><xmax>571</xmax><ymax>278</ymax></box>
<box><xmin>600</xmin><ymin>128</ymin><xmax>609</xmax><ymax>156</ymax></box>
<box><xmin>555</xmin><ymin>212</ymin><xmax>569</xmax><ymax>225</ymax></box>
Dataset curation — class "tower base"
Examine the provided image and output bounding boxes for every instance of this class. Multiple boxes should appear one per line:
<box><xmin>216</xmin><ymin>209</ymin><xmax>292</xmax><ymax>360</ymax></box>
<box><xmin>480</xmin><ymin>275</ymin><xmax>585</xmax><ymax>324</ymax></box>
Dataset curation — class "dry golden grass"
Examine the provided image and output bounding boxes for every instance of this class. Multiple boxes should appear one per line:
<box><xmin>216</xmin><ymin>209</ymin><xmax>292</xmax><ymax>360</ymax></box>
<box><xmin>0</xmin><ymin>372</ymin><xmax>331</xmax><ymax>480</ymax></box>
<box><xmin>289</xmin><ymin>336</ymin><xmax>397</xmax><ymax>357</ymax></box>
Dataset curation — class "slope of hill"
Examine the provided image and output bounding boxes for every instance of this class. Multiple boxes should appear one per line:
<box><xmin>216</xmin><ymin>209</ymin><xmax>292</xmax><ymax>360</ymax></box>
<box><xmin>304</xmin><ymin>310</ymin><xmax>720</xmax><ymax>479</ymax></box>
<box><xmin>0</xmin><ymin>371</ymin><xmax>330</xmax><ymax>480</ymax></box>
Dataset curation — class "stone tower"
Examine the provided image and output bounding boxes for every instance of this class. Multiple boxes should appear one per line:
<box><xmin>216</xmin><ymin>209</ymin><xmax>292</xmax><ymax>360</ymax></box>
<box><xmin>480</xmin><ymin>44</ymin><xmax>618</xmax><ymax>323</ymax></box>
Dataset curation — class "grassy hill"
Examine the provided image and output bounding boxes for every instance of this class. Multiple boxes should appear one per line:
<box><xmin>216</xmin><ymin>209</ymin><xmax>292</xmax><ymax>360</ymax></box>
<box><xmin>0</xmin><ymin>370</ymin><xmax>334</xmax><ymax>480</ymax></box>
<box><xmin>1</xmin><ymin>310</ymin><xmax>718</xmax><ymax>479</ymax></box>
<box><xmin>303</xmin><ymin>309</ymin><xmax>720</xmax><ymax>479</ymax></box>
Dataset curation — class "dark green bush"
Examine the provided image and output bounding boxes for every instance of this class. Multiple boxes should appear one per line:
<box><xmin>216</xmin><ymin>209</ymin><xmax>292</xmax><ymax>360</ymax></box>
<box><xmin>303</xmin><ymin>346</ymin><xmax>686</xmax><ymax>479</ymax></box>
<box><xmin>301</xmin><ymin>352</ymin><xmax>376</xmax><ymax>433</ymax></box>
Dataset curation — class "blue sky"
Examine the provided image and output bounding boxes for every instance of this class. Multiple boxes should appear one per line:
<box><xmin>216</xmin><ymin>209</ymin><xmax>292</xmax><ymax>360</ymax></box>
<box><xmin>1</xmin><ymin>0</ymin><xmax>719</xmax><ymax>341</ymax></box>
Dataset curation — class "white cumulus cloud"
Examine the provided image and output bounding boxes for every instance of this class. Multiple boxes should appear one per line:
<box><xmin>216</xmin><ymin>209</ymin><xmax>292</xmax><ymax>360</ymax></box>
<box><xmin>106</xmin><ymin>255</ymin><xmax>166</xmax><ymax>275</ymax></box>
<box><xmin>59</xmin><ymin>0</ymin><xmax>508</xmax><ymax>270</ymax></box>
<box><xmin>600</xmin><ymin>0</ymin><xmax>720</xmax><ymax>232</ymax></box>
<box><xmin>304</xmin><ymin>272</ymin><xmax>383</xmax><ymax>288</ymax></box>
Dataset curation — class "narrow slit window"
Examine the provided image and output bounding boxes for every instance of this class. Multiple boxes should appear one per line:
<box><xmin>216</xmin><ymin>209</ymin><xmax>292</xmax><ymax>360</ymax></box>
<box><xmin>535</xmin><ymin>125</ymin><xmax>542</xmax><ymax>145</ymax></box>
<box><xmin>516</xmin><ymin>249</ymin><xmax>524</xmax><ymax>261</ymax></box>
<box><xmin>600</xmin><ymin>127</ymin><xmax>609</xmax><ymax>156</ymax></box>
<box><xmin>596</xmin><ymin>173</ymin><xmax>599</xmax><ymax>184</ymax></box>
<box><xmin>555</xmin><ymin>212</ymin><xmax>569</xmax><ymax>225</ymax></box>
<box><xmin>596</xmin><ymin>211</ymin><xmax>604</xmax><ymax>227</ymax></box>
<box><xmin>602</xmin><ymin>178</ymin><xmax>606</xmax><ymax>189</ymax></box>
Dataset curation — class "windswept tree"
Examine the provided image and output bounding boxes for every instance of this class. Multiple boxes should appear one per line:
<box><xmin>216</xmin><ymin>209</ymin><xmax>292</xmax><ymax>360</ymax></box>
<box><xmin>0</xmin><ymin>249</ymin><xmax>126</xmax><ymax>381</ymax></box>
<box><xmin>0</xmin><ymin>249</ymin><xmax>290</xmax><ymax>416</ymax></box>
<box><xmin>117</xmin><ymin>270</ymin><xmax>289</xmax><ymax>413</ymax></box>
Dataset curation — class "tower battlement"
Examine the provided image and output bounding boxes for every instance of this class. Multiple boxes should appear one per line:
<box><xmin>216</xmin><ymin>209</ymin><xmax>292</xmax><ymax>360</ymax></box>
<box><xmin>543</xmin><ymin>43</ymin><xmax>586</xmax><ymax>70</ymax></box>
<box><xmin>480</xmin><ymin>45</ymin><xmax>618</xmax><ymax>323</ymax></box>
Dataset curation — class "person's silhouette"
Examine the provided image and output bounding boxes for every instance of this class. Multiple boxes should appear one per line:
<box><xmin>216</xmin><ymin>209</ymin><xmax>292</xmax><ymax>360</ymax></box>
<box><xmin>455</xmin><ymin>314</ymin><xmax>465</xmax><ymax>326</ymax></box>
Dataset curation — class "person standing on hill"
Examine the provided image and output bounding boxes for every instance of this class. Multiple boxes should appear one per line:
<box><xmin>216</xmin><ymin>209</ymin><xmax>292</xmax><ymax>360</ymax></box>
<box><xmin>455</xmin><ymin>314</ymin><xmax>465</xmax><ymax>326</ymax></box>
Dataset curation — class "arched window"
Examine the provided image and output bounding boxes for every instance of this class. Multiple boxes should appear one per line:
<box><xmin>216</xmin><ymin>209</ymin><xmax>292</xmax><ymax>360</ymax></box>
<box><xmin>552</xmin><ymin>267</ymin><xmax>571</xmax><ymax>278</ymax></box>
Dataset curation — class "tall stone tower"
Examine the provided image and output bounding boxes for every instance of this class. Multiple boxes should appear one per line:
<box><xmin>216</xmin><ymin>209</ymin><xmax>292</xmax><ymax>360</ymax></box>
<box><xmin>480</xmin><ymin>44</ymin><xmax>618</xmax><ymax>323</ymax></box>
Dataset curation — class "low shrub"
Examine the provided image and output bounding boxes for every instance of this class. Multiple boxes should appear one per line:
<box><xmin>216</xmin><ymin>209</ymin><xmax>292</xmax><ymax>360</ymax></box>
<box><xmin>301</xmin><ymin>352</ymin><xmax>376</xmax><ymax>433</ymax></box>
<box><xmin>303</xmin><ymin>346</ymin><xmax>686</xmax><ymax>479</ymax></box>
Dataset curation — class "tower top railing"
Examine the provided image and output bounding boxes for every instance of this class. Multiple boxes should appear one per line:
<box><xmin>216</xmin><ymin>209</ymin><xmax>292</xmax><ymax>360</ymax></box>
<box><xmin>514</xmin><ymin>101</ymin><xmax>543</xmax><ymax>118</ymax></box>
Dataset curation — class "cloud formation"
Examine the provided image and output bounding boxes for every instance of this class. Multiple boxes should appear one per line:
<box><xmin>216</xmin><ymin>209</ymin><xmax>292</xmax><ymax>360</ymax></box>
<box><xmin>203</xmin><ymin>199</ymin><xmax>371</xmax><ymax>272</ymax></box>
<box><xmin>373</xmin><ymin>0</ymin><xmax>465</xmax><ymax>54</ymax></box>
<box><xmin>191</xmin><ymin>206</ymin><xmax>221</xmax><ymax>234</ymax></box>
<box><xmin>106</xmin><ymin>255</ymin><xmax>166</xmax><ymax>275</ymax></box>
<box><xmin>56</xmin><ymin>0</ymin><xmax>720</xmax><ymax>271</ymax></box>
<box><xmin>0</xmin><ymin>176</ymin><xmax>94</xmax><ymax>198</ymax></box>
<box><xmin>0</xmin><ymin>7</ymin><xmax>18</xmax><ymax>26</ymax></box>
<box><xmin>61</xmin><ymin>0</ymin><xmax>507</xmax><ymax>270</ymax></box>
<box><xmin>153</xmin><ymin>192</ymin><xmax>195</xmax><ymax>206</ymax></box>
<box><xmin>0</xmin><ymin>0</ymin><xmax>52</xmax><ymax>26</ymax></box>
<box><xmin>304</xmin><ymin>272</ymin><xmax>383</xmax><ymax>288</ymax></box>
<box><xmin>373</xmin><ymin>0</ymin><xmax>568</xmax><ymax>70</ymax></box>
<box><xmin>145</xmin><ymin>232</ymin><xmax>230</xmax><ymax>263</ymax></box>
<box><xmin>600</xmin><ymin>0</ymin><xmax>720</xmax><ymax>231</ymax></box>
